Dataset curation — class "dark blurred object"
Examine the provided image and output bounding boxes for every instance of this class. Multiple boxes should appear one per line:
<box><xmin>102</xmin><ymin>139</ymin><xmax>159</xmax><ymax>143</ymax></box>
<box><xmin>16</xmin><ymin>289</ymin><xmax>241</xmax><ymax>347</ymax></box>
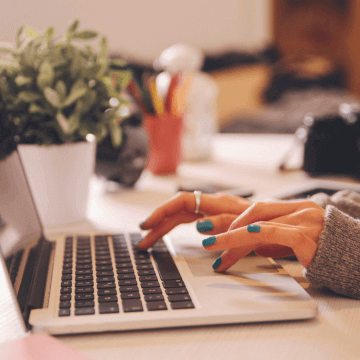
<box><xmin>202</xmin><ymin>45</ymin><xmax>280</xmax><ymax>73</ymax></box>
<box><xmin>280</xmin><ymin>106</ymin><xmax>360</xmax><ymax>177</ymax></box>
<box><xmin>96</xmin><ymin>114</ymin><xmax>148</xmax><ymax>187</ymax></box>
<box><xmin>263</xmin><ymin>55</ymin><xmax>345</xmax><ymax>103</ymax></box>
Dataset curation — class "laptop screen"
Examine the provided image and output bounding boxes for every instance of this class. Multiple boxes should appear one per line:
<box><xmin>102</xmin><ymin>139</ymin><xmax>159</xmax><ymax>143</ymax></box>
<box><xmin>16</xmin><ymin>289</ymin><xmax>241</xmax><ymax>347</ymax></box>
<box><xmin>0</xmin><ymin>150</ymin><xmax>43</xmax><ymax>259</ymax></box>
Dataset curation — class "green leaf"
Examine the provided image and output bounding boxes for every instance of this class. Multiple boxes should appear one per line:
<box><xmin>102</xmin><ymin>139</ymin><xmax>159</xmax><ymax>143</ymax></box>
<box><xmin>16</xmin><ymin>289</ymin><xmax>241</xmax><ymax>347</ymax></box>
<box><xmin>56</xmin><ymin>111</ymin><xmax>69</xmax><ymax>133</ymax></box>
<box><xmin>74</xmin><ymin>30</ymin><xmax>98</xmax><ymax>40</ymax></box>
<box><xmin>67</xmin><ymin>113</ymin><xmax>80</xmax><ymax>134</ymax></box>
<box><xmin>75</xmin><ymin>89</ymin><xmax>96</xmax><ymax>114</ymax></box>
<box><xmin>63</xmin><ymin>87</ymin><xmax>87</xmax><ymax>107</ymax></box>
<box><xmin>14</xmin><ymin>75</ymin><xmax>33</xmax><ymax>87</ymax></box>
<box><xmin>55</xmin><ymin>80</ymin><xmax>67</xmax><ymax>102</ymax></box>
<box><xmin>29</xmin><ymin>103</ymin><xmax>47</xmax><ymax>114</ymax></box>
<box><xmin>67</xmin><ymin>19</ymin><xmax>80</xmax><ymax>36</ymax></box>
<box><xmin>17</xmin><ymin>91</ymin><xmax>42</xmax><ymax>103</ymax></box>
<box><xmin>37</xmin><ymin>62</ymin><xmax>55</xmax><ymax>89</ymax></box>
<box><xmin>15</xmin><ymin>25</ymin><xmax>25</xmax><ymax>49</ymax></box>
<box><xmin>44</xmin><ymin>87</ymin><xmax>60</xmax><ymax>107</ymax></box>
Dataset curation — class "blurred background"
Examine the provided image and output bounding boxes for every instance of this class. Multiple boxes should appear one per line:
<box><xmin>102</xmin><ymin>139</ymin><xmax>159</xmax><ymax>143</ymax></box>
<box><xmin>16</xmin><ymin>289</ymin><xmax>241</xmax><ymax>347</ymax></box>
<box><xmin>1</xmin><ymin>0</ymin><xmax>359</xmax><ymax>134</ymax></box>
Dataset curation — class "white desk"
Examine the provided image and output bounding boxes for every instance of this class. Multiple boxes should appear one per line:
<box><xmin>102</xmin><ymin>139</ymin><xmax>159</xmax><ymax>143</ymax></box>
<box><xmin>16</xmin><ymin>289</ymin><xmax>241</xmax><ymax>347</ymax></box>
<box><xmin>48</xmin><ymin>134</ymin><xmax>360</xmax><ymax>360</ymax></box>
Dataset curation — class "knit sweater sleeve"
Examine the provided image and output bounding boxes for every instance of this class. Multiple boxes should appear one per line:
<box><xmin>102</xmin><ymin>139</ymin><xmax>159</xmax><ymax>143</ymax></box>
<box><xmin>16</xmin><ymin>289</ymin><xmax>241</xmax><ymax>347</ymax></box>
<box><xmin>304</xmin><ymin>190</ymin><xmax>360</xmax><ymax>299</ymax></box>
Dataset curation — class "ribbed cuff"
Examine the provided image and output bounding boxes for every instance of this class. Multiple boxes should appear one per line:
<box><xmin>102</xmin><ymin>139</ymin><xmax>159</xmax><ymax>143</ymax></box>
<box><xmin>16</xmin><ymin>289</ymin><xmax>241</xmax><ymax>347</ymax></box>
<box><xmin>304</xmin><ymin>205</ymin><xmax>360</xmax><ymax>299</ymax></box>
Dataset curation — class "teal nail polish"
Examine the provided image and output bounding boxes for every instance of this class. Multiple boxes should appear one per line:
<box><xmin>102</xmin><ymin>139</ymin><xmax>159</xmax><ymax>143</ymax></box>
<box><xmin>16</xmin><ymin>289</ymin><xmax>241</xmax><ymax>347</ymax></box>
<box><xmin>139</xmin><ymin>220</ymin><xmax>147</xmax><ymax>229</ymax></box>
<box><xmin>202</xmin><ymin>236</ymin><xmax>216</xmax><ymax>247</ymax></box>
<box><xmin>247</xmin><ymin>224</ymin><xmax>261</xmax><ymax>232</ymax></box>
<box><xmin>197</xmin><ymin>220</ymin><xmax>214</xmax><ymax>233</ymax></box>
<box><xmin>212</xmin><ymin>256</ymin><xmax>222</xmax><ymax>270</ymax></box>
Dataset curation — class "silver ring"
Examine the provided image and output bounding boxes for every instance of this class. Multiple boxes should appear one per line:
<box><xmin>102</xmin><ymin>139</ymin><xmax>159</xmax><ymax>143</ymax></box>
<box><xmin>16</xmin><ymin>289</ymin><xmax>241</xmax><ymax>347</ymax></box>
<box><xmin>194</xmin><ymin>190</ymin><xmax>202</xmax><ymax>214</ymax></box>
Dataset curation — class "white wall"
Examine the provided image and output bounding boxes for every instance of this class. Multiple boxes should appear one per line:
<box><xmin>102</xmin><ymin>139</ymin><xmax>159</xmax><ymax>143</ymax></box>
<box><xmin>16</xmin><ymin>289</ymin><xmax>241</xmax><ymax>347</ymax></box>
<box><xmin>0</xmin><ymin>0</ymin><xmax>271</xmax><ymax>63</ymax></box>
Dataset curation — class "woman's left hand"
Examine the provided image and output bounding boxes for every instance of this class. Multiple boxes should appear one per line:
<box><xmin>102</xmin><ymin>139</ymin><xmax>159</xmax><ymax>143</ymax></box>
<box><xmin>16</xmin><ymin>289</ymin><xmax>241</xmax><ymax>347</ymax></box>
<box><xmin>204</xmin><ymin>200</ymin><xmax>325</xmax><ymax>270</ymax></box>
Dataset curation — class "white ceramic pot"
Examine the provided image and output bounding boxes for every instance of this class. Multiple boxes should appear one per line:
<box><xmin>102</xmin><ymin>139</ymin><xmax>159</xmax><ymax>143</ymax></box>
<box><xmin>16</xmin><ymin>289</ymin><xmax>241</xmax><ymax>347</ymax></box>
<box><xmin>18</xmin><ymin>140</ymin><xmax>96</xmax><ymax>227</ymax></box>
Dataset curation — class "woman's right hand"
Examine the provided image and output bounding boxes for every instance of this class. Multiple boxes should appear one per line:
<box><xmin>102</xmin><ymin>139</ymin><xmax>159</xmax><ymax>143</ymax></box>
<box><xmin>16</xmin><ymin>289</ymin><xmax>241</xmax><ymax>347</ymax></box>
<box><xmin>137</xmin><ymin>191</ymin><xmax>252</xmax><ymax>249</ymax></box>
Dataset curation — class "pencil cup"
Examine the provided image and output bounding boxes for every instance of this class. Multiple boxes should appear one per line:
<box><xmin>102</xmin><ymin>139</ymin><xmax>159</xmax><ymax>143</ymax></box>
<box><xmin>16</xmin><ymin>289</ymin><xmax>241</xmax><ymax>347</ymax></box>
<box><xmin>143</xmin><ymin>113</ymin><xmax>183</xmax><ymax>175</ymax></box>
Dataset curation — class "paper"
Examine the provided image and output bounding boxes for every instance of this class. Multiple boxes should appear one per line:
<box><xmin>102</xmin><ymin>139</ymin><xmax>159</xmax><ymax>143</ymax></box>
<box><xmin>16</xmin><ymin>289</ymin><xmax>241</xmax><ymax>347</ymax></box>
<box><xmin>0</xmin><ymin>333</ymin><xmax>91</xmax><ymax>360</ymax></box>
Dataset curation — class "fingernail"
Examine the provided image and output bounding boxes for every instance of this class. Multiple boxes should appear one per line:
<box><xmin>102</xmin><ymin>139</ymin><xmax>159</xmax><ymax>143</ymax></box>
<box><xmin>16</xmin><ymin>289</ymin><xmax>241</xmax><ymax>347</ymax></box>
<box><xmin>139</xmin><ymin>220</ymin><xmax>147</xmax><ymax>230</ymax></box>
<box><xmin>212</xmin><ymin>256</ymin><xmax>222</xmax><ymax>270</ymax></box>
<box><xmin>202</xmin><ymin>236</ymin><xmax>216</xmax><ymax>247</ymax></box>
<box><xmin>197</xmin><ymin>220</ymin><xmax>213</xmax><ymax>233</ymax></box>
<box><xmin>247</xmin><ymin>224</ymin><xmax>261</xmax><ymax>233</ymax></box>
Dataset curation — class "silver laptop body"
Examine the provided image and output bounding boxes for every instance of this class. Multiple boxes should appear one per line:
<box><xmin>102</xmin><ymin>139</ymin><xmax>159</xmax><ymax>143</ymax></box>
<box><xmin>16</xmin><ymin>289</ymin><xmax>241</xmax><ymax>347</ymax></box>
<box><xmin>0</xmin><ymin>150</ymin><xmax>317</xmax><ymax>339</ymax></box>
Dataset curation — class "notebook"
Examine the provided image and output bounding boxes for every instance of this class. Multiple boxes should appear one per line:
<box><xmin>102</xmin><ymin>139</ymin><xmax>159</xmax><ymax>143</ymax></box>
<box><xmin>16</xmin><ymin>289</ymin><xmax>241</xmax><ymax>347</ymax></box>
<box><xmin>0</xmin><ymin>150</ymin><xmax>317</xmax><ymax>340</ymax></box>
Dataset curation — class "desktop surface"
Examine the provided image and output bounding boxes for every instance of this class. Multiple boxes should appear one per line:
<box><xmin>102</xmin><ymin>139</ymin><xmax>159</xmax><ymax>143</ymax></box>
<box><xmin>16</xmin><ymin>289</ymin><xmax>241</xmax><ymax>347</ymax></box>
<box><xmin>45</xmin><ymin>134</ymin><xmax>360</xmax><ymax>360</ymax></box>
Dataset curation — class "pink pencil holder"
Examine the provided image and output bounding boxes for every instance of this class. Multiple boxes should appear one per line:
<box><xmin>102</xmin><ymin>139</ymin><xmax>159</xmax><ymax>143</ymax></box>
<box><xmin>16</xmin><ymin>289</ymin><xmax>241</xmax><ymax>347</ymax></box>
<box><xmin>143</xmin><ymin>113</ymin><xmax>183</xmax><ymax>175</ymax></box>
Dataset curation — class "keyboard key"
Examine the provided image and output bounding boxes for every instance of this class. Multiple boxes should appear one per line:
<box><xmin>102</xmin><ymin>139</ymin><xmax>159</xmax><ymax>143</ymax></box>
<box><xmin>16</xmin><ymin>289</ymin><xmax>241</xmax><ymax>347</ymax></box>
<box><xmin>119</xmin><ymin>285</ymin><xmax>139</xmax><ymax>292</ymax></box>
<box><xmin>116</xmin><ymin>262</ymin><xmax>133</xmax><ymax>269</ymax></box>
<box><xmin>142</xmin><ymin>287</ymin><xmax>162</xmax><ymax>295</ymax></box>
<box><xmin>75</xmin><ymin>274</ymin><xmax>93</xmax><ymax>281</ymax></box>
<box><xmin>115</xmin><ymin>257</ymin><xmax>132</xmax><ymax>263</ymax></box>
<box><xmin>134</xmin><ymin>253</ymin><xmax>150</xmax><ymax>260</ymax></box>
<box><xmin>76</xmin><ymin>258</ymin><xmax>92</xmax><ymax>264</ymax></box>
<box><xmin>75</xmin><ymin>307</ymin><xmax>95</xmax><ymax>316</ymax></box>
<box><xmin>97</xmin><ymin>276</ymin><xmax>115</xmax><ymax>283</ymax></box>
<box><xmin>96</xmin><ymin>265</ymin><xmax>113</xmax><ymax>271</ymax></box>
<box><xmin>139</xmin><ymin>275</ymin><xmax>157</xmax><ymax>282</ymax></box>
<box><xmin>135</xmin><ymin>259</ymin><xmax>152</xmax><ymax>265</ymax></box>
<box><xmin>61</xmin><ymin>280</ymin><xmax>72</xmax><ymax>287</ymax></box>
<box><xmin>75</xmin><ymin>293</ymin><xmax>94</xmax><ymax>300</ymax></box>
<box><xmin>136</xmin><ymin>264</ymin><xmax>154</xmax><ymax>270</ymax></box>
<box><xmin>168</xmin><ymin>294</ymin><xmax>192</xmax><ymax>302</ymax></box>
<box><xmin>75</xmin><ymin>286</ymin><xmax>94</xmax><ymax>293</ymax></box>
<box><xmin>98</xmin><ymin>288</ymin><xmax>117</xmax><ymax>295</ymax></box>
<box><xmin>76</xmin><ymin>269</ymin><xmax>92</xmax><ymax>275</ymax></box>
<box><xmin>62</xmin><ymin>268</ymin><xmax>72</xmax><ymax>274</ymax></box>
<box><xmin>117</xmin><ymin>273</ymin><xmax>136</xmax><ymax>280</ymax></box>
<box><xmin>99</xmin><ymin>302</ymin><xmax>119</xmax><ymax>314</ymax></box>
<box><xmin>96</xmin><ymin>271</ymin><xmax>114</xmax><ymax>277</ymax></box>
<box><xmin>61</xmin><ymin>274</ymin><xmax>72</xmax><ymax>281</ymax></box>
<box><xmin>60</xmin><ymin>294</ymin><xmax>71</xmax><ymax>301</ymax></box>
<box><xmin>59</xmin><ymin>301</ymin><xmax>71</xmax><ymax>308</ymax></box>
<box><xmin>59</xmin><ymin>308</ymin><xmax>71</xmax><ymax>316</ymax></box>
<box><xmin>162</xmin><ymin>280</ymin><xmax>185</xmax><ymax>288</ymax></box>
<box><xmin>75</xmin><ymin>300</ymin><xmax>95</xmax><ymax>308</ymax></box>
<box><xmin>119</xmin><ymin>279</ymin><xmax>137</xmax><ymax>286</ymax></box>
<box><xmin>97</xmin><ymin>282</ymin><xmax>116</xmax><ymax>289</ymax></box>
<box><xmin>137</xmin><ymin>269</ymin><xmax>155</xmax><ymax>276</ymax></box>
<box><xmin>96</xmin><ymin>260</ymin><xmax>112</xmax><ymax>266</ymax></box>
<box><xmin>60</xmin><ymin>287</ymin><xmax>72</xmax><ymax>294</ymax></box>
<box><xmin>165</xmin><ymin>288</ymin><xmax>188</xmax><ymax>295</ymax></box>
<box><xmin>117</xmin><ymin>268</ymin><xmax>134</xmax><ymax>274</ymax></box>
<box><xmin>144</xmin><ymin>294</ymin><xmax>164</xmax><ymax>302</ymax></box>
<box><xmin>76</xmin><ymin>263</ymin><xmax>92</xmax><ymax>269</ymax></box>
<box><xmin>170</xmin><ymin>301</ymin><xmax>195</xmax><ymax>310</ymax></box>
<box><xmin>146</xmin><ymin>301</ymin><xmax>167</xmax><ymax>311</ymax></box>
<box><xmin>152</xmin><ymin>251</ymin><xmax>182</xmax><ymax>281</ymax></box>
<box><xmin>75</xmin><ymin>280</ymin><xmax>94</xmax><ymax>287</ymax></box>
<box><xmin>120</xmin><ymin>292</ymin><xmax>140</xmax><ymax>300</ymax></box>
<box><xmin>140</xmin><ymin>281</ymin><xmax>160</xmax><ymax>288</ymax></box>
<box><xmin>98</xmin><ymin>295</ymin><xmax>118</xmax><ymax>302</ymax></box>
<box><xmin>122</xmin><ymin>299</ymin><xmax>143</xmax><ymax>312</ymax></box>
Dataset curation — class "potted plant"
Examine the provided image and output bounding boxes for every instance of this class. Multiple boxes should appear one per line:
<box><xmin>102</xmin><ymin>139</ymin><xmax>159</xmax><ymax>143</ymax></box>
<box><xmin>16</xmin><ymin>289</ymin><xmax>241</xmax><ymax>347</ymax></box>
<box><xmin>0</xmin><ymin>19</ymin><xmax>132</xmax><ymax>226</ymax></box>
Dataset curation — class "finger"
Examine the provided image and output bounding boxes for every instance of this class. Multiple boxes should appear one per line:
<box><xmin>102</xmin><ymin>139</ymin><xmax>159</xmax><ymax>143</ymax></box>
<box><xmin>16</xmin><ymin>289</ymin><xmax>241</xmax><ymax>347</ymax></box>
<box><xmin>196</xmin><ymin>214</ymin><xmax>238</xmax><ymax>235</ymax></box>
<box><xmin>229</xmin><ymin>200</ymin><xmax>323</xmax><ymax>231</ymax></box>
<box><xmin>202</xmin><ymin>222</ymin><xmax>317</xmax><ymax>267</ymax></box>
<box><xmin>140</xmin><ymin>192</ymin><xmax>252</xmax><ymax>230</ymax></box>
<box><xmin>211</xmin><ymin>246</ymin><xmax>255</xmax><ymax>272</ymax></box>
<box><xmin>137</xmin><ymin>211</ymin><xmax>198</xmax><ymax>249</ymax></box>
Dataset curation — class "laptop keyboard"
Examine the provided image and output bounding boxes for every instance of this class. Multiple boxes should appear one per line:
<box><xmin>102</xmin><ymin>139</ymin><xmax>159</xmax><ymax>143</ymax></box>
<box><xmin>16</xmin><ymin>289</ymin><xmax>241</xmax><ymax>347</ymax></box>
<box><xmin>58</xmin><ymin>233</ymin><xmax>194</xmax><ymax>317</ymax></box>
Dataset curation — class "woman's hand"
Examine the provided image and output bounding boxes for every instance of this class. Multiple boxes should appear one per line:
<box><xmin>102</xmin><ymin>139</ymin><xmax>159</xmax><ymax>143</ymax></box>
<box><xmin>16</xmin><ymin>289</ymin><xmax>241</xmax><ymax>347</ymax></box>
<box><xmin>137</xmin><ymin>191</ymin><xmax>252</xmax><ymax>249</ymax></box>
<box><xmin>204</xmin><ymin>200</ymin><xmax>325</xmax><ymax>270</ymax></box>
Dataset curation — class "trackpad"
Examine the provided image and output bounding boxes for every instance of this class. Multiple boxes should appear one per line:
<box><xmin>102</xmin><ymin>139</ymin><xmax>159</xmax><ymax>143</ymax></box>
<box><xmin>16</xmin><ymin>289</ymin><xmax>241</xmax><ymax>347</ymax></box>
<box><xmin>177</xmin><ymin>245</ymin><xmax>279</xmax><ymax>277</ymax></box>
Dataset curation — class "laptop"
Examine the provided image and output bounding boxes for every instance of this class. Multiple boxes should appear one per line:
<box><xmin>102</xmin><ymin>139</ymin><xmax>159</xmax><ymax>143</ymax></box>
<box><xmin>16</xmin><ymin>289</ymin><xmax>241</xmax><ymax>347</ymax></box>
<box><xmin>0</xmin><ymin>149</ymin><xmax>317</xmax><ymax>342</ymax></box>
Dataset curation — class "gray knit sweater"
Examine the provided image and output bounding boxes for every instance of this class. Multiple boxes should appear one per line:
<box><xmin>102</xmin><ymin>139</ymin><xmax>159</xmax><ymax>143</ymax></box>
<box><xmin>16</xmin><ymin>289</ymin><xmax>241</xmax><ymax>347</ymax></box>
<box><xmin>304</xmin><ymin>190</ymin><xmax>360</xmax><ymax>299</ymax></box>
